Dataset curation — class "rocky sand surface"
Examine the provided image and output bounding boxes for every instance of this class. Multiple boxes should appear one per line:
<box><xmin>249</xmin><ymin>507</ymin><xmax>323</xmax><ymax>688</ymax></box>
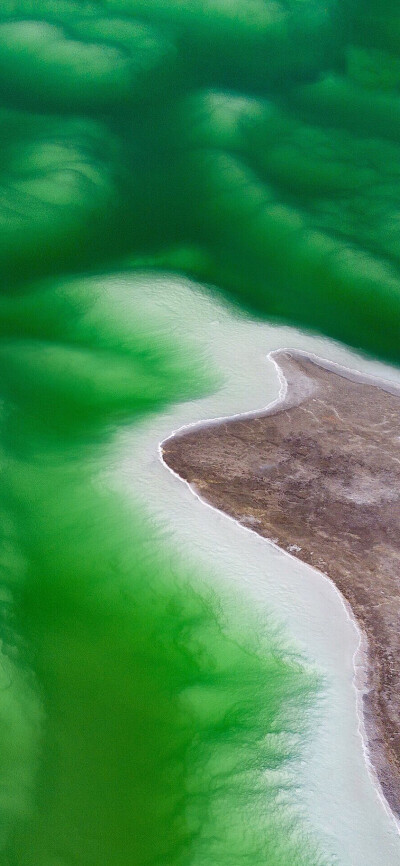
<box><xmin>162</xmin><ymin>350</ymin><xmax>400</xmax><ymax>817</ymax></box>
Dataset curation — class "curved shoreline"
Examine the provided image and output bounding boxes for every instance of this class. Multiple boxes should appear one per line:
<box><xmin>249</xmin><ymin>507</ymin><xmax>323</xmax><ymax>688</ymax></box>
<box><xmin>160</xmin><ymin>348</ymin><xmax>400</xmax><ymax>829</ymax></box>
<box><xmin>160</xmin><ymin>437</ymin><xmax>399</xmax><ymax>834</ymax></box>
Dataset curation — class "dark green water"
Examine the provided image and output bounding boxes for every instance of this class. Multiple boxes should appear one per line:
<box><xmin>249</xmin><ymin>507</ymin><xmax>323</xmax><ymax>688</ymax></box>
<box><xmin>0</xmin><ymin>1</ymin><xmax>399</xmax><ymax>863</ymax></box>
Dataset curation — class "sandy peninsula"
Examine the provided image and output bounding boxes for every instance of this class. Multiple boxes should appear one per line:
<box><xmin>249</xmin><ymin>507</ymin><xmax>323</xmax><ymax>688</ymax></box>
<box><xmin>162</xmin><ymin>349</ymin><xmax>400</xmax><ymax>819</ymax></box>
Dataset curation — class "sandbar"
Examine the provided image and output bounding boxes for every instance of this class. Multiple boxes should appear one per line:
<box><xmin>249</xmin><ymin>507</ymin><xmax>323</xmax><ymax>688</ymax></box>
<box><xmin>162</xmin><ymin>349</ymin><xmax>400</xmax><ymax>818</ymax></box>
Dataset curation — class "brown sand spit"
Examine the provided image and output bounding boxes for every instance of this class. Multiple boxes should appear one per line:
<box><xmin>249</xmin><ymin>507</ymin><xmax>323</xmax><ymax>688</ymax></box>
<box><xmin>162</xmin><ymin>350</ymin><xmax>400</xmax><ymax>818</ymax></box>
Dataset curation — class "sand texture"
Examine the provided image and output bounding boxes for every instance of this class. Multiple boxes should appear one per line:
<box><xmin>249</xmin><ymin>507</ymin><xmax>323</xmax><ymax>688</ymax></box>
<box><xmin>162</xmin><ymin>350</ymin><xmax>400</xmax><ymax>817</ymax></box>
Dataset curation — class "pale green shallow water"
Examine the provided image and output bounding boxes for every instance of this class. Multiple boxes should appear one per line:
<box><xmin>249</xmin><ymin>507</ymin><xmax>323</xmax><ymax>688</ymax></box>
<box><xmin>0</xmin><ymin>1</ymin><xmax>400</xmax><ymax>863</ymax></box>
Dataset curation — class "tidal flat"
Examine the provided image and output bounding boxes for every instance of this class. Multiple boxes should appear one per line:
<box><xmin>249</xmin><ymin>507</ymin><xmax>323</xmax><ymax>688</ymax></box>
<box><xmin>115</xmin><ymin>275</ymin><xmax>400</xmax><ymax>865</ymax></box>
<box><xmin>163</xmin><ymin>347</ymin><xmax>400</xmax><ymax>818</ymax></box>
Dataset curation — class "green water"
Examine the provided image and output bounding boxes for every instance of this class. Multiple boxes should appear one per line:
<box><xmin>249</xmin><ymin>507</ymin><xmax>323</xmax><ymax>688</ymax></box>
<box><xmin>0</xmin><ymin>1</ymin><xmax>399</xmax><ymax>863</ymax></box>
<box><xmin>0</xmin><ymin>276</ymin><xmax>325</xmax><ymax>864</ymax></box>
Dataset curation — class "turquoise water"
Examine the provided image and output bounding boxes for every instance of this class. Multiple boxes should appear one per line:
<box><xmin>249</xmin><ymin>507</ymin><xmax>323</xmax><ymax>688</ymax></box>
<box><xmin>0</xmin><ymin>1</ymin><xmax>400</xmax><ymax>863</ymax></box>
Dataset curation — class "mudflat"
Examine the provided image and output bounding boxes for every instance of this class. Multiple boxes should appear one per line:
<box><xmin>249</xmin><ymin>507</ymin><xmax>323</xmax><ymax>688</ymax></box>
<box><xmin>162</xmin><ymin>350</ymin><xmax>400</xmax><ymax>817</ymax></box>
